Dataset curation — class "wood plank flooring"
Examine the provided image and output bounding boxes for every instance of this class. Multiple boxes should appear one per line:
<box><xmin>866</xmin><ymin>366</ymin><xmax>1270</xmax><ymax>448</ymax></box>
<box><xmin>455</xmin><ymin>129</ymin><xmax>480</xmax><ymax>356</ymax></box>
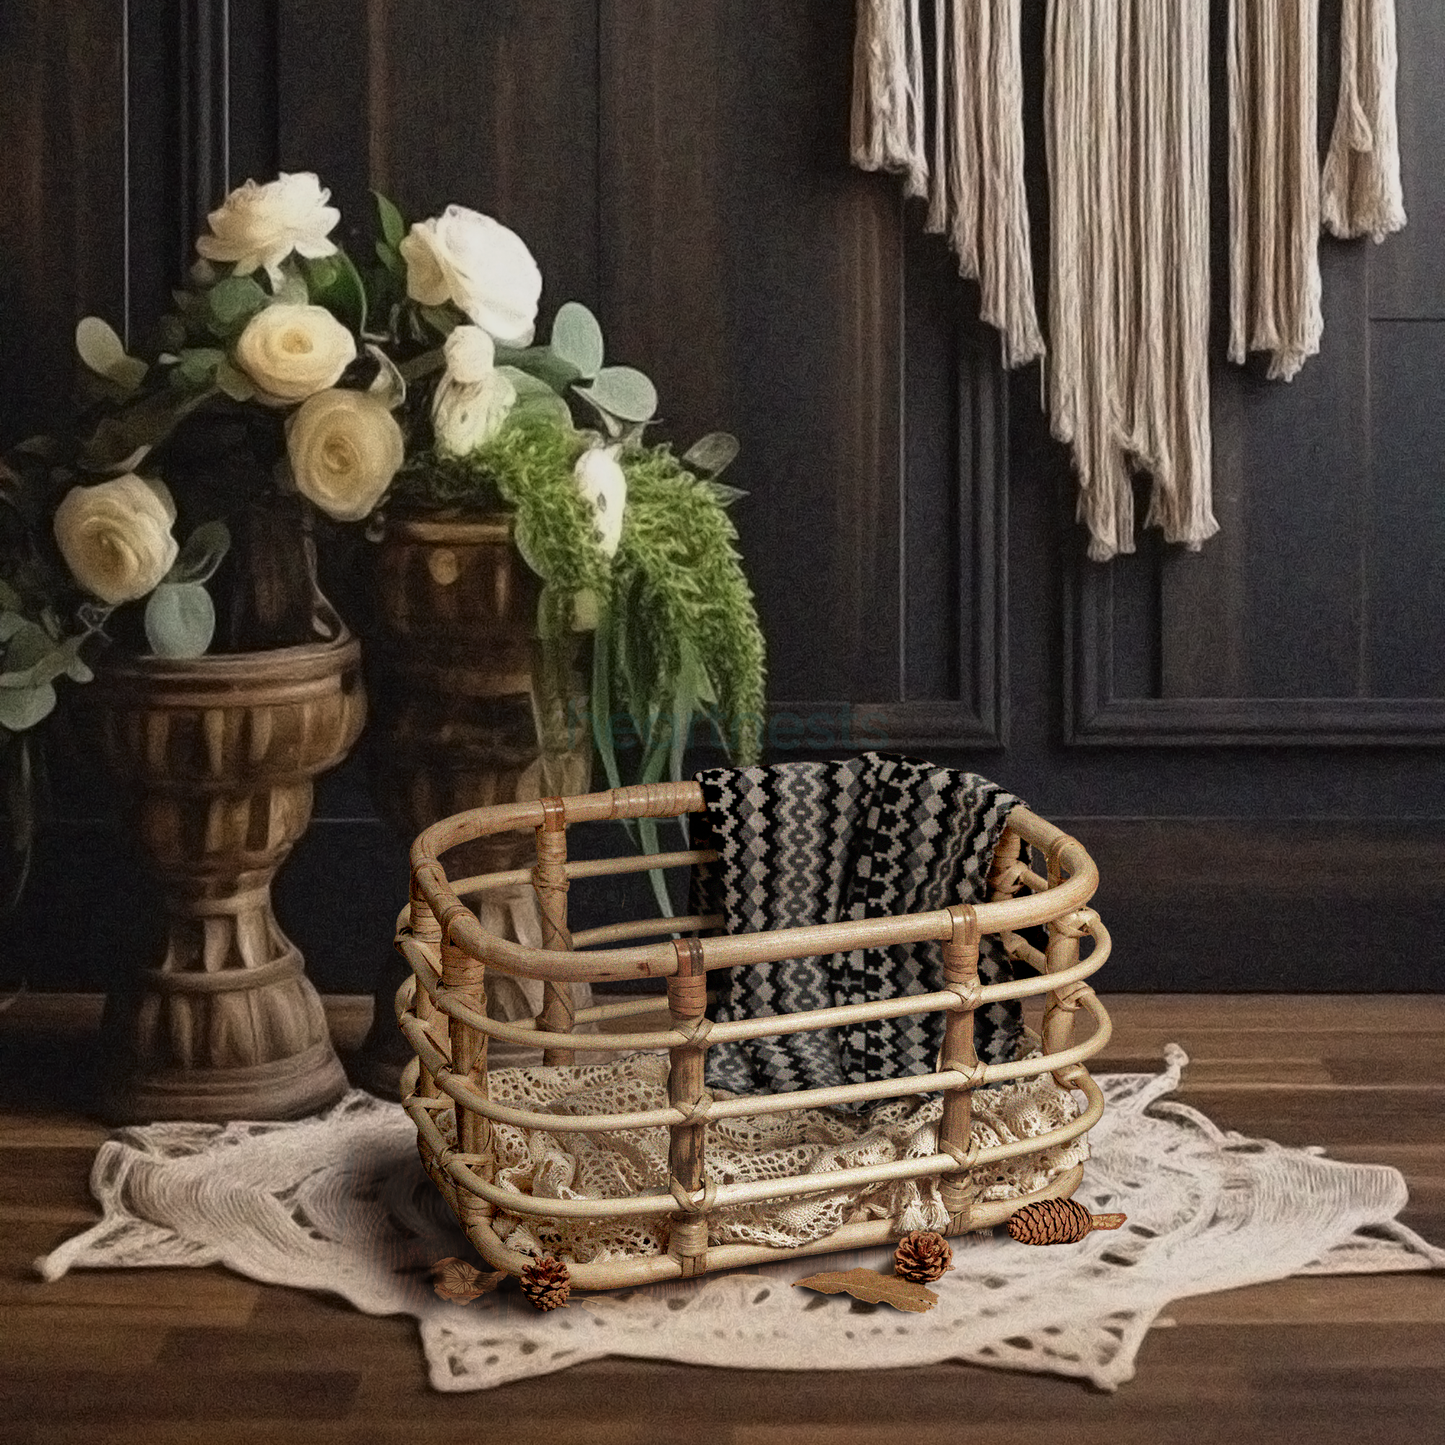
<box><xmin>1</xmin><ymin>993</ymin><xmax>1442</xmax><ymax>1445</ymax></box>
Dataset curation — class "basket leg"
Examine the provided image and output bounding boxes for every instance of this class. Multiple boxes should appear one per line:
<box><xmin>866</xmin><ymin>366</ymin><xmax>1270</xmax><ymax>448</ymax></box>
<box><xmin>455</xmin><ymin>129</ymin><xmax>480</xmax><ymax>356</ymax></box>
<box><xmin>938</xmin><ymin>905</ymin><xmax>983</xmax><ymax>1232</ymax></box>
<box><xmin>533</xmin><ymin>797</ymin><xmax>576</xmax><ymax>1065</ymax></box>
<box><xmin>666</xmin><ymin>937</ymin><xmax>712</xmax><ymax>1277</ymax></box>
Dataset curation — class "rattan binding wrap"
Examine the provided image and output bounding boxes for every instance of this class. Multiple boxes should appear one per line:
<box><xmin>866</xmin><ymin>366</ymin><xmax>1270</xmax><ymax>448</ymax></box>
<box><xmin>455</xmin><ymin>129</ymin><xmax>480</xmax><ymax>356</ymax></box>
<box><xmin>398</xmin><ymin>781</ymin><xmax>1113</xmax><ymax>1292</ymax></box>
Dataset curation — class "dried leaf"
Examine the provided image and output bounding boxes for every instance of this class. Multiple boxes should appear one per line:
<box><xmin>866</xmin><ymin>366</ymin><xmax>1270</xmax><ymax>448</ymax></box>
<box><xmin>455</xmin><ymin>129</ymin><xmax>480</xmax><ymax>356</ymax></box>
<box><xmin>431</xmin><ymin>1257</ymin><xmax>506</xmax><ymax>1302</ymax></box>
<box><xmin>792</xmin><ymin>1268</ymin><xmax>938</xmax><ymax>1313</ymax></box>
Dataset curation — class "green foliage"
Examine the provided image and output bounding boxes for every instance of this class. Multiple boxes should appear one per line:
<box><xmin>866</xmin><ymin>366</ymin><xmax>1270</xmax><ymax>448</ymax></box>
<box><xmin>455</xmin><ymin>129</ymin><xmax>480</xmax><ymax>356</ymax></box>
<box><xmin>607</xmin><ymin>445</ymin><xmax>766</xmax><ymax>768</ymax></box>
<box><xmin>144</xmin><ymin>582</ymin><xmax>216</xmax><ymax>657</ymax></box>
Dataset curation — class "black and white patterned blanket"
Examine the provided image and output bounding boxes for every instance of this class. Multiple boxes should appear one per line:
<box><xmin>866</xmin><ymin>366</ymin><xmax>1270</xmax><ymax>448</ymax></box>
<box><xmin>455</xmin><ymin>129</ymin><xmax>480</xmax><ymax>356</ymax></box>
<box><xmin>689</xmin><ymin>752</ymin><xmax>1024</xmax><ymax>1103</ymax></box>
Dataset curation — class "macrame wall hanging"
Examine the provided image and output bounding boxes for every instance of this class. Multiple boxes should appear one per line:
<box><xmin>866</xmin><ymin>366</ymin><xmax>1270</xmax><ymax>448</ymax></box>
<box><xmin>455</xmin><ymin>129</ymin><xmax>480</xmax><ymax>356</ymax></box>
<box><xmin>1228</xmin><ymin>0</ymin><xmax>1323</xmax><ymax>383</ymax></box>
<box><xmin>849</xmin><ymin>0</ymin><xmax>1405</xmax><ymax>562</ymax></box>
<box><xmin>852</xmin><ymin>0</ymin><xmax>1043</xmax><ymax>370</ymax></box>
<box><xmin>1323</xmin><ymin>0</ymin><xmax>1406</xmax><ymax>242</ymax></box>
<box><xmin>1046</xmin><ymin>0</ymin><xmax>1215</xmax><ymax>561</ymax></box>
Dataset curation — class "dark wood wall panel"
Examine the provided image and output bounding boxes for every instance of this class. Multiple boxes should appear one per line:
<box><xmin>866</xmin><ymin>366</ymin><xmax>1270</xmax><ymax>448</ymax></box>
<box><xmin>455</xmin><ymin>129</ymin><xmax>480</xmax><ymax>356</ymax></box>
<box><xmin>1368</xmin><ymin>320</ymin><xmax>1445</xmax><ymax>697</ymax></box>
<box><xmin>0</xmin><ymin>1</ymin><xmax>128</xmax><ymax>438</ymax></box>
<box><xmin>1369</xmin><ymin>0</ymin><xmax>1445</xmax><ymax>321</ymax></box>
<box><xmin>280</xmin><ymin>1</ymin><xmax>600</xmax><ymax>310</ymax></box>
<box><xmin>600</xmin><ymin>0</ymin><xmax>904</xmax><ymax>705</ymax></box>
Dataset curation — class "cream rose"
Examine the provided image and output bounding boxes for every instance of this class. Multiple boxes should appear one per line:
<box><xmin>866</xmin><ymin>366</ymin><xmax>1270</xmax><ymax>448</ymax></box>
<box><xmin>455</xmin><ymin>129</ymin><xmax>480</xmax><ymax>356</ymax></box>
<box><xmin>573</xmin><ymin>447</ymin><xmax>627</xmax><ymax>559</ymax></box>
<box><xmin>287</xmin><ymin>389</ymin><xmax>405</xmax><ymax>522</ymax></box>
<box><xmin>53</xmin><ymin>475</ymin><xmax>179</xmax><ymax>606</ymax></box>
<box><xmin>398</xmin><ymin>206</ymin><xmax>542</xmax><ymax>345</ymax></box>
<box><xmin>195</xmin><ymin>172</ymin><xmax>340</xmax><ymax>281</ymax></box>
<box><xmin>234</xmin><ymin>303</ymin><xmax>357</xmax><ymax>405</ymax></box>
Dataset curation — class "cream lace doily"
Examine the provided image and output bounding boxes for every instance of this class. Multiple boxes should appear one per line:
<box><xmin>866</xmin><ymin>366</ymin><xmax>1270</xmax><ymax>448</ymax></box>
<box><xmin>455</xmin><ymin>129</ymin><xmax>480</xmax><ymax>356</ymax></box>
<box><xmin>37</xmin><ymin>1047</ymin><xmax>1445</xmax><ymax>1392</ymax></box>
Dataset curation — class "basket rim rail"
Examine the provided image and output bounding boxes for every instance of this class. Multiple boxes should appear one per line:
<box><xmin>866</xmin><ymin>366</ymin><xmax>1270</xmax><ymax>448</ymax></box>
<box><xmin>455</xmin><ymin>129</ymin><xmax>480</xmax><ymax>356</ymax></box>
<box><xmin>395</xmin><ymin>910</ymin><xmax>1109</xmax><ymax>1060</ymax></box>
<box><xmin>408</xmin><ymin>790</ymin><xmax>1097</xmax><ymax>985</ymax></box>
<box><xmin>403</xmin><ymin>1041</ymin><xmax>1107</xmax><ymax>1226</ymax></box>
<box><xmin>399</xmin><ymin>974</ymin><xmax>1111</xmax><ymax>1138</ymax></box>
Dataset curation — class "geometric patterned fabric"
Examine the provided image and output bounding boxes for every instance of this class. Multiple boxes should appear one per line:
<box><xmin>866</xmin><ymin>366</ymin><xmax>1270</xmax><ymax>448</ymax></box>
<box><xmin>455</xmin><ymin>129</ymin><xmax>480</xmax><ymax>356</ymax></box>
<box><xmin>690</xmin><ymin>752</ymin><xmax>1025</xmax><ymax>1105</ymax></box>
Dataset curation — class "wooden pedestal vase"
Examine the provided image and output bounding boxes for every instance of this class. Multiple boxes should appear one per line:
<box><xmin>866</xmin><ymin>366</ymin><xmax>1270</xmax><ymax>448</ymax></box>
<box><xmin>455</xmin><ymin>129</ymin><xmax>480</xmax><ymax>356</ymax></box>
<box><xmin>94</xmin><ymin>633</ymin><xmax>367</xmax><ymax>1123</ymax></box>
<box><xmin>352</xmin><ymin>514</ymin><xmax>591</xmax><ymax>1096</ymax></box>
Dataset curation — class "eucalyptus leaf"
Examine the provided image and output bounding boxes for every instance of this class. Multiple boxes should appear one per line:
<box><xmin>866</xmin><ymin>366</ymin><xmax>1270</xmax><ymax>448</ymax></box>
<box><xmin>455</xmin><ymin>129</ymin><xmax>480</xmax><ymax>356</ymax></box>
<box><xmin>0</xmin><ymin>681</ymin><xmax>57</xmax><ymax>732</ymax></box>
<box><xmin>550</xmin><ymin>302</ymin><xmax>605</xmax><ymax>380</ymax></box>
<box><xmin>302</xmin><ymin>251</ymin><xmax>368</xmax><ymax>333</ymax></box>
<box><xmin>75</xmin><ymin>317</ymin><xmax>147</xmax><ymax>392</ymax></box>
<box><xmin>0</xmin><ymin>619</ymin><xmax>55</xmax><ymax>673</ymax></box>
<box><xmin>497</xmin><ymin>370</ymin><xmax>572</xmax><ymax>429</ymax></box>
<box><xmin>144</xmin><ymin>583</ymin><xmax>216</xmax><ymax>658</ymax></box>
<box><xmin>574</xmin><ymin>366</ymin><xmax>658</xmax><ymax>424</ymax></box>
<box><xmin>683</xmin><ymin>431</ymin><xmax>740</xmax><ymax>477</ymax></box>
<box><xmin>0</xmin><ymin>633</ymin><xmax>88</xmax><ymax>691</ymax></box>
<box><xmin>373</xmin><ymin>190</ymin><xmax>407</xmax><ymax>249</ymax></box>
<box><xmin>0</xmin><ymin>582</ymin><xmax>20</xmax><ymax>613</ymax></box>
<box><xmin>495</xmin><ymin>345</ymin><xmax>583</xmax><ymax>394</ymax></box>
<box><xmin>172</xmin><ymin>347</ymin><xmax>226</xmax><ymax>389</ymax></box>
<box><xmin>215</xmin><ymin>359</ymin><xmax>256</xmax><ymax>402</ymax></box>
<box><xmin>206</xmin><ymin>276</ymin><xmax>269</xmax><ymax>328</ymax></box>
<box><xmin>168</xmin><ymin>520</ymin><xmax>231</xmax><ymax>586</ymax></box>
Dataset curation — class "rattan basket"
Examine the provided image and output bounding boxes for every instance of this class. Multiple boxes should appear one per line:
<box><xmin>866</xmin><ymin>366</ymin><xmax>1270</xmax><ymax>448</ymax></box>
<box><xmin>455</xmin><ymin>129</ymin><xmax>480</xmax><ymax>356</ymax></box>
<box><xmin>397</xmin><ymin>779</ymin><xmax>1112</xmax><ymax>1292</ymax></box>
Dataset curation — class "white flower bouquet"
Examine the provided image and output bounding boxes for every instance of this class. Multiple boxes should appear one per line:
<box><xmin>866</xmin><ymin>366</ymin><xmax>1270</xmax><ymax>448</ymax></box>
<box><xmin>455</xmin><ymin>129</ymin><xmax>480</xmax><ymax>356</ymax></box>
<box><xmin>0</xmin><ymin>171</ymin><xmax>766</xmax><ymax>904</ymax></box>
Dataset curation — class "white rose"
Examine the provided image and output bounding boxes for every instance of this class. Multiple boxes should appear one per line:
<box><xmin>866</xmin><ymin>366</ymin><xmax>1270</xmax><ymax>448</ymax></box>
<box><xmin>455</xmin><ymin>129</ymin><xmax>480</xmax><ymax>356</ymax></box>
<box><xmin>53</xmin><ymin>475</ymin><xmax>179</xmax><ymax>606</ymax></box>
<box><xmin>194</xmin><ymin>172</ymin><xmax>340</xmax><ymax>282</ymax></box>
<box><xmin>287</xmin><ymin>388</ymin><xmax>405</xmax><ymax>522</ymax></box>
<box><xmin>443</xmin><ymin>325</ymin><xmax>496</xmax><ymax>384</ymax></box>
<box><xmin>573</xmin><ymin>447</ymin><xmax>627</xmax><ymax>559</ymax></box>
<box><xmin>234</xmin><ymin>303</ymin><xmax>357</xmax><ymax>405</ymax></box>
<box><xmin>398</xmin><ymin>206</ymin><xmax>542</xmax><ymax>345</ymax></box>
<box><xmin>432</xmin><ymin>372</ymin><xmax>517</xmax><ymax>457</ymax></box>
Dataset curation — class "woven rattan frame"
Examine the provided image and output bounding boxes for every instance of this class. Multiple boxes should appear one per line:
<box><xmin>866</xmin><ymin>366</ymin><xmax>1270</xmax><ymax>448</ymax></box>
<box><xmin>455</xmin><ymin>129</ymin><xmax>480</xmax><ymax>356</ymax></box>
<box><xmin>397</xmin><ymin>780</ymin><xmax>1113</xmax><ymax>1290</ymax></box>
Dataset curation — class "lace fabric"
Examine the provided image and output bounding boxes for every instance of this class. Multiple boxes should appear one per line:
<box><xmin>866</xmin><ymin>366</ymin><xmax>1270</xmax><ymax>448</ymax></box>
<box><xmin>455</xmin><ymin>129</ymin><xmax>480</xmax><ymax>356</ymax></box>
<box><xmin>36</xmin><ymin>1046</ymin><xmax>1445</xmax><ymax>1393</ymax></box>
<box><xmin>476</xmin><ymin>1051</ymin><xmax>1088</xmax><ymax>1262</ymax></box>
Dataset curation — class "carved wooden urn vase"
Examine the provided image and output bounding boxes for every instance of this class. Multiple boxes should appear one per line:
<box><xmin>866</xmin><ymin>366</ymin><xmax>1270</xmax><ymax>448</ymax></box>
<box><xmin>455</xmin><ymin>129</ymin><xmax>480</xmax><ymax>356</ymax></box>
<box><xmin>351</xmin><ymin>513</ymin><xmax>590</xmax><ymax>1095</ymax></box>
<box><xmin>93</xmin><ymin>631</ymin><xmax>367</xmax><ymax>1122</ymax></box>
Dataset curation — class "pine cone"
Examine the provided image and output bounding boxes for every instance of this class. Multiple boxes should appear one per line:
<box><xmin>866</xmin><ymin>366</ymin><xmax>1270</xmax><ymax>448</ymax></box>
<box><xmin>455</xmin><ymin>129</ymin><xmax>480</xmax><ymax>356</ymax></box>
<box><xmin>1006</xmin><ymin>1198</ymin><xmax>1126</xmax><ymax>1245</ymax></box>
<box><xmin>893</xmin><ymin>1230</ymin><xmax>954</xmax><ymax>1283</ymax></box>
<box><xmin>519</xmin><ymin>1253</ymin><xmax>572</xmax><ymax>1311</ymax></box>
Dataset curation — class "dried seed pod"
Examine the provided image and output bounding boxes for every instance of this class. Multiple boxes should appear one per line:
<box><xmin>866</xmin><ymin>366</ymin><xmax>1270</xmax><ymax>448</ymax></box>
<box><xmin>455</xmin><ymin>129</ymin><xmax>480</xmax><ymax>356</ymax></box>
<box><xmin>893</xmin><ymin>1230</ymin><xmax>954</xmax><ymax>1282</ymax></box>
<box><xmin>519</xmin><ymin>1253</ymin><xmax>572</xmax><ymax>1311</ymax></box>
<box><xmin>1006</xmin><ymin>1198</ymin><xmax>1128</xmax><ymax>1245</ymax></box>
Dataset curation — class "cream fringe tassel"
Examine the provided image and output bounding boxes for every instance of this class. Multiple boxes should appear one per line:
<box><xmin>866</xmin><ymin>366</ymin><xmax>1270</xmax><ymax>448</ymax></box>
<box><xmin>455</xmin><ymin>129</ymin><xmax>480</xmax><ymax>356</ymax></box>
<box><xmin>1323</xmin><ymin>0</ymin><xmax>1406</xmax><ymax>242</ymax></box>
<box><xmin>851</xmin><ymin>0</ymin><xmax>929</xmax><ymax>200</ymax></box>
<box><xmin>853</xmin><ymin>0</ymin><xmax>1042</xmax><ymax>369</ymax></box>
<box><xmin>1228</xmin><ymin>0</ymin><xmax>1323</xmax><ymax>383</ymax></box>
<box><xmin>926</xmin><ymin>0</ymin><xmax>1044</xmax><ymax>368</ymax></box>
<box><xmin>1045</xmin><ymin>0</ymin><xmax>1216</xmax><ymax>562</ymax></box>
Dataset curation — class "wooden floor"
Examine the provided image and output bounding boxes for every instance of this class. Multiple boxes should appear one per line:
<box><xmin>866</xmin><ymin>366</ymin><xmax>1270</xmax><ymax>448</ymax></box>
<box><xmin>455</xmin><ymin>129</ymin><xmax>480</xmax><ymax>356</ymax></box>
<box><xmin>2</xmin><ymin>993</ymin><xmax>1443</xmax><ymax>1445</ymax></box>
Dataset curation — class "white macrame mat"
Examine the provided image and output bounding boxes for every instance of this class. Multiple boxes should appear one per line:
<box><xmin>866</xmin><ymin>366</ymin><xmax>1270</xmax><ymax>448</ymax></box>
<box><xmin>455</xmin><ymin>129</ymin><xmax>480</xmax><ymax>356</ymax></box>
<box><xmin>36</xmin><ymin>1045</ymin><xmax>1445</xmax><ymax>1393</ymax></box>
